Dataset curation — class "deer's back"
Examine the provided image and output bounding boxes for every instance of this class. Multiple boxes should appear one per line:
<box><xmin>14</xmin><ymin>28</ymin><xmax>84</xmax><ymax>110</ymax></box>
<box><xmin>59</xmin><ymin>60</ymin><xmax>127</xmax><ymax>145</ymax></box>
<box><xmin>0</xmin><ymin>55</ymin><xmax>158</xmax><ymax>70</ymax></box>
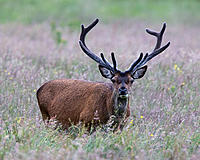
<box><xmin>37</xmin><ymin>79</ymin><xmax>114</xmax><ymax>128</ymax></box>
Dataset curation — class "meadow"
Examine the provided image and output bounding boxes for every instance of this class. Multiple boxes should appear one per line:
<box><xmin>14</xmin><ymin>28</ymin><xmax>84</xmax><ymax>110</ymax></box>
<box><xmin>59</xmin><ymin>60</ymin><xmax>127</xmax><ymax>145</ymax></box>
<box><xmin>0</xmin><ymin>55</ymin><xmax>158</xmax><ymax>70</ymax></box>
<box><xmin>0</xmin><ymin>0</ymin><xmax>200</xmax><ymax>159</ymax></box>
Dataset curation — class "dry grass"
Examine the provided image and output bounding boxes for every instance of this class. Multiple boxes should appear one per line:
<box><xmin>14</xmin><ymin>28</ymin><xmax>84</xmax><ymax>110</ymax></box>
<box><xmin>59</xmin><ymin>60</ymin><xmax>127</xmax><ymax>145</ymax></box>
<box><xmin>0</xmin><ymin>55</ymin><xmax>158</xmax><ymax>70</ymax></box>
<box><xmin>0</xmin><ymin>21</ymin><xmax>199</xmax><ymax>159</ymax></box>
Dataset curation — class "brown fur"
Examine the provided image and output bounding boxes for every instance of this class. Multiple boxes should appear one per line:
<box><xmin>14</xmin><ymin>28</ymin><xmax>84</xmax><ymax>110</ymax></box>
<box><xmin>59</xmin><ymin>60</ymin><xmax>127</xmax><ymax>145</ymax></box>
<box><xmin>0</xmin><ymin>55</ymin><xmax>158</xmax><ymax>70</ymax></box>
<box><xmin>37</xmin><ymin>79</ymin><xmax>130</xmax><ymax>130</ymax></box>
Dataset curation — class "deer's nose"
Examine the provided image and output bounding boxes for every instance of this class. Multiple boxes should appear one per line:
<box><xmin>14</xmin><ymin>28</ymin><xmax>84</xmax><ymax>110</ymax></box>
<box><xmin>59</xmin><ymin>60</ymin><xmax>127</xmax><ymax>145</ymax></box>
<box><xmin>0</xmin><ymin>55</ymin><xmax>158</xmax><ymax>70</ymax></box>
<box><xmin>119</xmin><ymin>87</ymin><xmax>128</xmax><ymax>95</ymax></box>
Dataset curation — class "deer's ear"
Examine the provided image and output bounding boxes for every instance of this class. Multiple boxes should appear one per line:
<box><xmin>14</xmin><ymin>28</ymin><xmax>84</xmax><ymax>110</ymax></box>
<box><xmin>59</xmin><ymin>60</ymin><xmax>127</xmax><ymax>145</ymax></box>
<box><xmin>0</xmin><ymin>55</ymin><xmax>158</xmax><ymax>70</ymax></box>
<box><xmin>131</xmin><ymin>65</ymin><xmax>147</xmax><ymax>79</ymax></box>
<box><xmin>99</xmin><ymin>65</ymin><xmax>114</xmax><ymax>79</ymax></box>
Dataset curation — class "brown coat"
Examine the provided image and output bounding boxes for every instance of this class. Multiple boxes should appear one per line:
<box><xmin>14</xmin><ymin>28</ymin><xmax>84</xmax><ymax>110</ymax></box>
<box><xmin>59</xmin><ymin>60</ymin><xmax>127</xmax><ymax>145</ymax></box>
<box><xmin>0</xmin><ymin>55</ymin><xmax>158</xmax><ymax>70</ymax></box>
<box><xmin>37</xmin><ymin>79</ymin><xmax>130</xmax><ymax>130</ymax></box>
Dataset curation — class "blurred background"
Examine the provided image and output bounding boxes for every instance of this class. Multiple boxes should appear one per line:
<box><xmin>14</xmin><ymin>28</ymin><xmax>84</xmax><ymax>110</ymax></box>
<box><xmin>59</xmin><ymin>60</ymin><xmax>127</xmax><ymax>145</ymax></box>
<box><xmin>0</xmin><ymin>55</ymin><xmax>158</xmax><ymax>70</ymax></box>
<box><xmin>0</xmin><ymin>0</ymin><xmax>200</xmax><ymax>27</ymax></box>
<box><xmin>0</xmin><ymin>0</ymin><xmax>200</xmax><ymax>159</ymax></box>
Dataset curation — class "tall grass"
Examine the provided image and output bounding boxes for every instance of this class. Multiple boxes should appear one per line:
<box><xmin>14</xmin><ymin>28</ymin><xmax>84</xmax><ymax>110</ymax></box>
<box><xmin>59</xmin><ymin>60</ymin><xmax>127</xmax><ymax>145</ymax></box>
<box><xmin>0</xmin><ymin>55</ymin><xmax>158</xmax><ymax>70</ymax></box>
<box><xmin>0</xmin><ymin>21</ymin><xmax>199</xmax><ymax>159</ymax></box>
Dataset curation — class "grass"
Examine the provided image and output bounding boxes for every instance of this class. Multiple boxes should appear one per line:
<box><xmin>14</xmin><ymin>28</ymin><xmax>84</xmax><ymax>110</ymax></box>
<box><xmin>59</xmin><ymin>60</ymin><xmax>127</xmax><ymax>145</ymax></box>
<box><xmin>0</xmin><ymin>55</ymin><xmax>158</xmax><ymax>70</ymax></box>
<box><xmin>0</xmin><ymin>0</ymin><xmax>200</xmax><ymax>28</ymax></box>
<box><xmin>0</xmin><ymin>21</ymin><xmax>199</xmax><ymax>159</ymax></box>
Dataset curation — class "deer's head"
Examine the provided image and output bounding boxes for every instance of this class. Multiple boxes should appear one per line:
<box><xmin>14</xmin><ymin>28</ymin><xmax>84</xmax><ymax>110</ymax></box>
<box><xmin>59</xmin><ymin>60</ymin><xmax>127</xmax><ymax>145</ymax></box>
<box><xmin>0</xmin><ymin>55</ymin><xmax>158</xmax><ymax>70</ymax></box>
<box><xmin>79</xmin><ymin>19</ymin><xmax>170</xmax><ymax>100</ymax></box>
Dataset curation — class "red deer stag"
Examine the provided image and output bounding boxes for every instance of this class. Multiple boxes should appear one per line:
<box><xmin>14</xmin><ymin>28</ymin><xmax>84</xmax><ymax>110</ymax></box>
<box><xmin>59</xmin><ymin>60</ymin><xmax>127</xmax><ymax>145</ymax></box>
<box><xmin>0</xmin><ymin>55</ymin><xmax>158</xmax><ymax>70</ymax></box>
<box><xmin>37</xmin><ymin>19</ymin><xmax>170</xmax><ymax>132</ymax></box>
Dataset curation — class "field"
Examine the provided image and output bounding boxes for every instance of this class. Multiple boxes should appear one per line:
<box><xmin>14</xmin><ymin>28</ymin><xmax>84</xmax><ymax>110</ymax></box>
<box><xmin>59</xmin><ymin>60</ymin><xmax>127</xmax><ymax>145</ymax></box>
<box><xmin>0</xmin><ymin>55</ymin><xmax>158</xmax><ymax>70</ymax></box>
<box><xmin>0</xmin><ymin>0</ymin><xmax>200</xmax><ymax>160</ymax></box>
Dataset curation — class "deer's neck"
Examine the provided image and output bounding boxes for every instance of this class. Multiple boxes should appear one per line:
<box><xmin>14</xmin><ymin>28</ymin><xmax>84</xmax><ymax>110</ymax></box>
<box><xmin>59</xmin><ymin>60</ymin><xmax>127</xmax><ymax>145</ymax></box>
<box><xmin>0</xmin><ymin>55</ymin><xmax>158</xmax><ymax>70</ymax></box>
<box><xmin>112</xmin><ymin>91</ymin><xmax>129</xmax><ymax>118</ymax></box>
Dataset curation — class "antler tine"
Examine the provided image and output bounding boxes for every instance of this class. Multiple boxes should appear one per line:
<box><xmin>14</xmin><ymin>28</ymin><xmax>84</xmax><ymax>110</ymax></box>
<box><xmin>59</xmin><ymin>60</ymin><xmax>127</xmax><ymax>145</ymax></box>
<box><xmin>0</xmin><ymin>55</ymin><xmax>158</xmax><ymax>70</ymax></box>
<box><xmin>144</xmin><ymin>42</ymin><xmax>170</xmax><ymax>63</ymax></box>
<box><xmin>111</xmin><ymin>52</ymin><xmax>117</xmax><ymax>71</ymax></box>
<box><xmin>100</xmin><ymin>52</ymin><xmax>117</xmax><ymax>72</ymax></box>
<box><xmin>138</xmin><ymin>22</ymin><xmax>170</xmax><ymax>66</ymax></box>
<box><xmin>130</xmin><ymin>53</ymin><xmax>148</xmax><ymax>72</ymax></box>
<box><xmin>146</xmin><ymin>23</ymin><xmax>166</xmax><ymax>51</ymax></box>
<box><xmin>127</xmin><ymin>23</ymin><xmax>170</xmax><ymax>74</ymax></box>
<box><xmin>127</xmin><ymin>53</ymin><xmax>143</xmax><ymax>72</ymax></box>
<box><xmin>135</xmin><ymin>41</ymin><xmax>170</xmax><ymax>70</ymax></box>
<box><xmin>100</xmin><ymin>53</ymin><xmax>114</xmax><ymax>70</ymax></box>
<box><xmin>80</xmin><ymin>19</ymin><xmax>99</xmax><ymax>47</ymax></box>
<box><xmin>79</xmin><ymin>19</ymin><xmax>115</xmax><ymax>72</ymax></box>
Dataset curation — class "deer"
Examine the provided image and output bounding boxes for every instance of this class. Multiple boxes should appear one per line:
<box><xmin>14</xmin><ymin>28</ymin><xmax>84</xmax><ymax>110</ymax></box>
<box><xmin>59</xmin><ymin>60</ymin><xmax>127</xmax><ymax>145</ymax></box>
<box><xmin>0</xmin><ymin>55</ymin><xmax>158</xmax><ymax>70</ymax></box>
<box><xmin>36</xmin><ymin>19</ymin><xmax>170</xmax><ymax>132</ymax></box>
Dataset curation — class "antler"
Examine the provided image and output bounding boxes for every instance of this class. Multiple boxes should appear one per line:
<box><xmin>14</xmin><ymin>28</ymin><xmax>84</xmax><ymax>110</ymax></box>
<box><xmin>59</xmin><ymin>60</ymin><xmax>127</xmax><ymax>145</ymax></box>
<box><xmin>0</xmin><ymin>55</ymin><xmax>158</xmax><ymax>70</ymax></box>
<box><xmin>79</xmin><ymin>19</ymin><xmax>118</xmax><ymax>73</ymax></box>
<box><xmin>127</xmin><ymin>23</ymin><xmax>170</xmax><ymax>73</ymax></box>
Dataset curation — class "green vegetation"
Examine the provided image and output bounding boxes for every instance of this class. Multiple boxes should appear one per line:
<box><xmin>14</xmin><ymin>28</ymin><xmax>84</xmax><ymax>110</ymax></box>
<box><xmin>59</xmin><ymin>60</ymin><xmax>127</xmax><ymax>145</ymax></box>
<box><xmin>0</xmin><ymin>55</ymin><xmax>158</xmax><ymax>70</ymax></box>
<box><xmin>0</xmin><ymin>0</ymin><xmax>199</xmax><ymax>159</ymax></box>
<box><xmin>0</xmin><ymin>0</ymin><xmax>200</xmax><ymax>27</ymax></box>
<box><xmin>1</xmin><ymin>53</ymin><xmax>199</xmax><ymax>159</ymax></box>
<box><xmin>51</xmin><ymin>22</ymin><xmax>67</xmax><ymax>46</ymax></box>
<box><xmin>0</xmin><ymin>21</ymin><xmax>199</xmax><ymax>159</ymax></box>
